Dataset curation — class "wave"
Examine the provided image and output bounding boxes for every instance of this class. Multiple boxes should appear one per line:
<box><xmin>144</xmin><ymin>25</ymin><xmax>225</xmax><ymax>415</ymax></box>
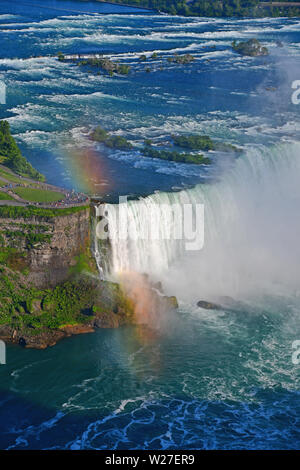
<box><xmin>61</xmin><ymin>390</ymin><xmax>300</xmax><ymax>449</ymax></box>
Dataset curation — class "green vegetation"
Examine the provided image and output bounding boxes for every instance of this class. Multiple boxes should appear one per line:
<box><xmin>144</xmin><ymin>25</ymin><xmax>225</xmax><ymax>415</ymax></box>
<box><xmin>232</xmin><ymin>39</ymin><xmax>269</xmax><ymax>56</ymax></box>
<box><xmin>57</xmin><ymin>51</ymin><xmax>65</xmax><ymax>61</ymax></box>
<box><xmin>0</xmin><ymin>247</ymin><xmax>28</xmax><ymax>271</ymax></box>
<box><xmin>96</xmin><ymin>0</ymin><xmax>300</xmax><ymax>17</ymax></box>
<box><xmin>0</xmin><ymin>275</ymin><xmax>93</xmax><ymax>330</ymax></box>
<box><xmin>0</xmin><ymin>219</ymin><xmax>53</xmax><ymax>261</ymax></box>
<box><xmin>167</xmin><ymin>53</ymin><xmax>195</xmax><ymax>64</ymax></box>
<box><xmin>0</xmin><ymin>167</ymin><xmax>24</xmax><ymax>184</ymax></box>
<box><xmin>173</xmin><ymin>134</ymin><xmax>214</xmax><ymax>151</ymax></box>
<box><xmin>68</xmin><ymin>253</ymin><xmax>91</xmax><ymax>276</ymax></box>
<box><xmin>141</xmin><ymin>133</ymin><xmax>242</xmax><ymax>164</ymax></box>
<box><xmin>62</xmin><ymin>51</ymin><xmax>196</xmax><ymax>79</ymax></box>
<box><xmin>92</xmin><ymin>126</ymin><xmax>133</xmax><ymax>150</ymax></box>
<box><xmin>0</xmin><ymin>121</ymin><xmax>45</xmax><ymax>181</ymax></box>
<box><xmin>0</xmin><ymin>205</ymin><xmax>89</xmax><ymax>219</ymax></box>
<box><xmin>0</xmin><ymin>191</ymin><xmax>14</xmax><ymax>201</ymax></box>
<box><xmin>2</xmin><ymin>230</ymin><xmax>52</xmax><ymax>248</ymax></box>
<box><xmin>4</xmin><ymin>222</ymin><xmax>51</xmax><ymax>232</ymax></box>
<box><xmin>0</xmin><ymin>267</ymin><xmax>134</xmax><ymax>341</ymax></box>
<box><xmin>142</xmin><ymin>52</ymin><xmax>195</xmax><ymax>67</ymax></box>
<box><xmin>13</xmin><ymin>187</ymin><xmax>65</xmax><ymax>203</ymax></box>
<box><xmin>92</xmin><ymin>126</ymin><xmax>108</xmax><ymax>143</ymax></box>
<box><xmin>105</xmin><ymin>136</ymin><xmax>133</xmax><ymax>150</ymax></box>
<box><xmin>142</xmin><ymin>145</ymin><xmax>211</xmax><ymax>165</ymax></box>
<box><xmin>76</xmin><ymin>57</ymin><xmax>131</xmax><ymax>75</ymax></box>
<box><xmin>91</xmin><ymin>127</ymin><xmax>242</xmax><ymax>164</ymax></box>
<box><xmin>173</xmin><ymin>134</ymin><xmax>242</xmax><ymax>153</ymax></box>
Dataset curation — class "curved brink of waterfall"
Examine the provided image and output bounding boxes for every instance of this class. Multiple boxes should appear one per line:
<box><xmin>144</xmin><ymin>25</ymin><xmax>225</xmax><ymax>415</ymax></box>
<box><xmin>94</xmin><ymin>141</ymin><xmax>300</xmax><ymax>304</ymax></box>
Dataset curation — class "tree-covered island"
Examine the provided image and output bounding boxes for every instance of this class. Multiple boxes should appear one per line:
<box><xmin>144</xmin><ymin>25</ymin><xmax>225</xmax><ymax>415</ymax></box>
<box><xmin>91</xmin><ymin>126</ymin><xmax>242</xmax><ymax>165</ymax></box>
<box><xmin>77</xmin><ymin>0</ymin><xmax>300</xmax><ymax>17</ymax></box>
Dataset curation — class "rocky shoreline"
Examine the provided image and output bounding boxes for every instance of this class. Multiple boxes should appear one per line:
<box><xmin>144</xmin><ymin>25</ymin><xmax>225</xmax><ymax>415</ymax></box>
<box><xmin>0</xmin><ymin>262</ymin><xmax>179</xmax><ymax>350</ymax></box>
<box><xmin>0</xmin><ymin>306</ymin><xmax>130</xmax><ymax>349</ymax></box>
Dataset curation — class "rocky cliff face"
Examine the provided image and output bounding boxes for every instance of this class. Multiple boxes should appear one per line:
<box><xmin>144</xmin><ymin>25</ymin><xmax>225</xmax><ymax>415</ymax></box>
<box><xmin>29</xmin><ymin>209</ymin><xmax>90</xmax><ymax>287</ymax></box>
<box><xmin>0</xmin><ymin>205</ymin><xmax>179</xmax><ymax>349</ymax></box>
<box><xmin>0</xmin><ymin>207</ymin><xmax>90</xmax><ymax>287</ymax></box>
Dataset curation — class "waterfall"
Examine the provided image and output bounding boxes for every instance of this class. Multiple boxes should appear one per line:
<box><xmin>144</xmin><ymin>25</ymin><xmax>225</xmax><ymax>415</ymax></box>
<box><xmin>95</xmin><ymin>142</ymin><xmax>300</xmax><ymax>302</ymax></box>
<box><xmin>91</xmin><ymin>213</ymin><xmax>105</xmax><ymax>280</ymax></box>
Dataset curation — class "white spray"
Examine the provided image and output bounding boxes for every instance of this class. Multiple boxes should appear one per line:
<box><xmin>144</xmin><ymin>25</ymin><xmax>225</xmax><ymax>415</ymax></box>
<box><xmin>97</xmin><ymin>141</ymin><xmax>300</xmax><ymax>303</ymax></box>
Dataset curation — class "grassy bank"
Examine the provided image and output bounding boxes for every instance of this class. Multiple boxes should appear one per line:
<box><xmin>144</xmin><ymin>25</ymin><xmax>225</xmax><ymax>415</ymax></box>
<box><xmin>13</xmin><ymin>187</ymin><xmax>66</xmax><ymax>203</ymax></box>
<box><xmin>0</xmin><ymin>191</ymin><xmax>14</xmax><ymax>201</ymax></box>
<box><xmin>0</xmin><ymin>205</ymin><xmax>90</xmax><ymax>219</ymax></box>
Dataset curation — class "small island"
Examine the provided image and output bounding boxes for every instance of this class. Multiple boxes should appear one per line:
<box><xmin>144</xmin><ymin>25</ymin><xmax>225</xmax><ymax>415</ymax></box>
<box><xmin>92</xmin><ymin>125</ymin><xmax>133</xmax><ymax>150</ymax></box>
<box><xmin>91</xmin><ymin>126</ymin><xmax>211</xmax><ymax>165</ymax></box>
<box><xmin>91</xmin><ymin>126</ymin><xmax>242</xmax><ymax>165</ymax></box>
<box><xmin>172</xmin><ymin>134</ymin><xmax>242</xmax><ymax>153</ymax></box>
<box><xmin>167</xmin><ymin>53</ymin><xmax>195</xmax><ymax>64</ymax></box>
<box><xmin>58</xmin><ymin>52</ymin><xmax>130</xmax><ymax>76</ymax></box>
<box><xmin>141</xmin><ymin>134</ymin><xmax>242</xmax><ymax>164</ymax></box>
<box><xmin>141</xmin><ymin>144</ymin><xmax>211</xmax><ymax>165</ymax></box>
<box><xmin>232</xmin><ymin>39</ymin><xmax>269</xmax><ymax>57</ymax></box>
<box><xmin>57</xmin><ymin>51</ymin><xmax>196</xmax><ymax>77</ymax></box>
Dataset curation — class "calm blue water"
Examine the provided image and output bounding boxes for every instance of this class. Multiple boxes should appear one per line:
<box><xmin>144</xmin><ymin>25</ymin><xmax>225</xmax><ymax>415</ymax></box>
<box><xmin>0</xmin><ymin>0</ymin><xmax>300</xmax><ymax>450</ymax></box>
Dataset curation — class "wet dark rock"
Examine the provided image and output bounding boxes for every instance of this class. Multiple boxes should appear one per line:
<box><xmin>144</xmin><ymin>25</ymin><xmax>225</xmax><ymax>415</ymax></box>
<box><xmin>232</xmin><ymin>39</ymin><xmax>269</xmax><ymax>57</ymax></box>
<box><xmin>18</xmin><ymin>337</ymin><xmax>26</xmax><ymax>347</ymax></box>
<box><xmin>165</xmin><ymin>295</ymin><xmax>179</xmax><ymax>310</ymax></box>
<box><xmin>153</xmin><ymin>281</ymin><xmax>163</xmax><ymax>293</ymax></box>
<box><xmin>197</xmin><ymin>300</ymin><xmax>222</xmax><ymax>310</ymax></box>
<box><xmin>112</xmin><ymin>304</ymin><xmax>119</xmax><ymax>314</ymax></box>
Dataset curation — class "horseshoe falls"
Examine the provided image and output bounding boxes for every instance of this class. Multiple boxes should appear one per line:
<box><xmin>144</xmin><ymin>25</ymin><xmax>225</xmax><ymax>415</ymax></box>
<box><xmin>0</xmin><ymin>0</ymin><xmax>299</xmax><ymax>451</ymax></box>
<box><xmin>102</xmin><ymin>142</ymin><xmax>300</xmax><ymax>302</ymax></box>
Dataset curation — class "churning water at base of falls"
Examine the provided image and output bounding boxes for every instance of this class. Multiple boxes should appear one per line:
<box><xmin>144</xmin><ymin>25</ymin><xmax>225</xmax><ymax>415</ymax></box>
<box><xmin>1</xmin><ymin>300</ymin><xmax>299</xmax><ymax>450</ymax></box>
<box><xmin>0</xmin><ymin>0</ymin><xmax>300</xmax><ymax>450</ymax></box>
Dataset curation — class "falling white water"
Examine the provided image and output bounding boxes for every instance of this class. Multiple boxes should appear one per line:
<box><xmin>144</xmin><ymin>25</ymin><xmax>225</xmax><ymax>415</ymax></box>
<box><xmin>91</xmin><ymin>215</ymin><xmax>105</xmax><ymax>280</ymax></box>
<box><xmin>97</xmin><ymin>190</ymin><xmax>203</xmax><ymax>277</ymax></box>
<box><xmin>96</xmin><ymin>141</ymin><xmax>300</xmax><ymax>302</ymax></box>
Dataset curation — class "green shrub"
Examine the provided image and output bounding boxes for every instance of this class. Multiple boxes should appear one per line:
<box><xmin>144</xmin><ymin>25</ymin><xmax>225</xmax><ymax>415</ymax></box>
<box><xmin>0</xmin><ymin>205</ymin><xmax>89</xmax><ymax>219</ymax></box>
<box><xmin>0</xmin><ymin>120</ymin><xmax>44</xmax><ymax>181</ymax></box>
<box><xmin>173</xmin><ymin>134</ymin><xmax>214</xmax><ymax>151</ymax></box>
<box><xmin>142</xmin><ymin>146</ymin><xmax>211</xmax><ymax>165</ymax></box>
<box><xmin>91</xmin><ymin>127</ymin><xmax>133</xmax><ymax>150</ymax></box>
<box><xmin>105</xmin><ymin>136</ymin><xmax>133</xmax><ymax>150</ymax></box>
<box><xmin>232</xmin><ymin>39</ymin><xmax>269</xmax><ymax>57</ymax></box>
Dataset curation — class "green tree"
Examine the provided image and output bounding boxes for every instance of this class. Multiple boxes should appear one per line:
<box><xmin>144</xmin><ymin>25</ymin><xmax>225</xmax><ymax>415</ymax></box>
<box><xmin>0</xmin><ymin>121</ymin><xmax>44</xmax><ymax>181</ymax></box>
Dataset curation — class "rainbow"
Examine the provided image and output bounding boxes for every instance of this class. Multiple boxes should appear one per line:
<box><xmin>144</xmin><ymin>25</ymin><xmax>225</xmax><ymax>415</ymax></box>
<box><xmin>61</xmin><ymin>147</ymin><xmax>113</xmax><ymax>195</ymax></box>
